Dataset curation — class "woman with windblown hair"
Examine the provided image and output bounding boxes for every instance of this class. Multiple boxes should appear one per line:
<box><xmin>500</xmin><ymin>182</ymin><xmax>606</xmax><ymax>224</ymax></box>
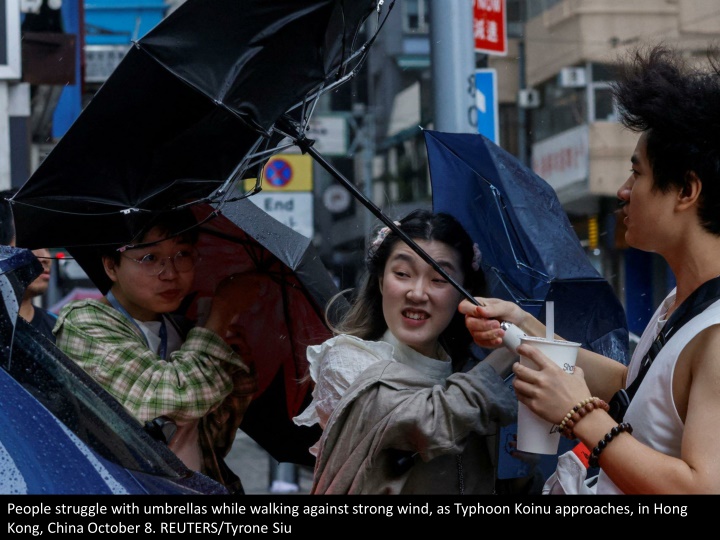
<box><xmin>294</xmin><ymin>209</ymin><xmax>535</xmax><ymax>494</ymax></box>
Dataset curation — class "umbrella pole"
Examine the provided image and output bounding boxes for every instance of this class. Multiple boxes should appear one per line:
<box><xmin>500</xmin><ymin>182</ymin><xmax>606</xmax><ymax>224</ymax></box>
<box><xmin>276</xmin><ymin>116</ymin><xmax>479</xmax><ymax>307</ymax></box>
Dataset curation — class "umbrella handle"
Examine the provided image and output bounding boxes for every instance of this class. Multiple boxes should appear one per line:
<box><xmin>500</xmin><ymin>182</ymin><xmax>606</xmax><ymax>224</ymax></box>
<box><xmin>473</xmin><ymin>299</ymin><xmax>526</xmax><ymax>354</ymax></box>
<box><xmin>499</xmin><ymin>321</ymin><xmax>526</xmax><ymax>354</ymax></box>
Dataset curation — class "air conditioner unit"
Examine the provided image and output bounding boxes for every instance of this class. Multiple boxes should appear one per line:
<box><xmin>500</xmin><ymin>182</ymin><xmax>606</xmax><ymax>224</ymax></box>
<box><xmin>518</xmin><ymin>88</ymin><xmax>540</xmax><ymax>109</ymax></box>
<box><xmin>559</xmin><ymin>67</ymin><xmax>587</xmax><ymax>88</ymax></box>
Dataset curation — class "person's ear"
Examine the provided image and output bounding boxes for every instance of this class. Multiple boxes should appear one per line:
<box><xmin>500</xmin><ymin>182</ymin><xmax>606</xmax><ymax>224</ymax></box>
<box><xmin>677</xmin><ymin>171</ymin><xmax>701</xmax><ymax>210</ymax></box>
<box><xmin>102</xmin><ymin>256</ymin><xmax>119</xmax><ymax>283</ymax></box>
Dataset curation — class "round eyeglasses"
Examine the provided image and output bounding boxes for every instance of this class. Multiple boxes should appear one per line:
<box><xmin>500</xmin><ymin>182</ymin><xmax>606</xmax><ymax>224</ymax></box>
<box><xmin>121</xmin><ymin>249</ymin><xmax>200</xmax><ymax>276</ymax></box>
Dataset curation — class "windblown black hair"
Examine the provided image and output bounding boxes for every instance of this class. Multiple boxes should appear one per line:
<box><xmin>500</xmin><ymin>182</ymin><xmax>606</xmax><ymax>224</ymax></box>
<box><xmin>611</xmin><ymin>44</ymin><xmax>720</xmax><ymax>235</ymax></box>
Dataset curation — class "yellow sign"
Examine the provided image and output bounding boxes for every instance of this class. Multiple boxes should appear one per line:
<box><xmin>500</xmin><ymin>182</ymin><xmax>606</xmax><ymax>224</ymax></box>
<box><xmin>242</xmin><ymin>154</ymin><xmax>313</xmax><ymax>193</ymax></box>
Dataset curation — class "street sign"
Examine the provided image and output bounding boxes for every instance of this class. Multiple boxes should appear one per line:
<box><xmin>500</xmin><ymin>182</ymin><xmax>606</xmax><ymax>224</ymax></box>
<box><xmin>264</xmin><ymin>157</ymin><xmax>294</xmax><ymax>188</ymax></box>
<box><xmin>473</xmin><ymin>0</ymin><xmax>507</xmax><ymax>56</ymax></box>
<box><xmin>243</xmin><ymin>154</ymin><xmax>314</xmax><ymax>192</ymax></box>
<box><xmin>278</xmin><ymin>113</ymin><xmax>349</xmax><ymax>156</ymax></box>
<box><xmin>322</xmin><ymin>184</ymin><xmax>351</xmax><ymax>214</ymax></box>
<box><xmin>475</xmin><ymin>69</ymin><xmax>498</xmax><ymax>143</ymax></box>
<box><xmin>249</xmin><ymin>192</ymin><xmax>314</xmax><ymax>240</ymax></box>
<box><xmin>242</xmin><ymin>153</ymin><xmax>315</xmax><ymax>239</ymax></box>
<box><xmin>306</xmin><ymin>114</ymin><xmax>348</xmax><ymax>156</ymax></box>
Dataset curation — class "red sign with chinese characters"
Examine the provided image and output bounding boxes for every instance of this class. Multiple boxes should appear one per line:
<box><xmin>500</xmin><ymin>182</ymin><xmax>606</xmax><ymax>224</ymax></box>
<box><xmin>474</xmin><ymin>0</ymin><xmax>507</xmax><ymax>56</ymax></box>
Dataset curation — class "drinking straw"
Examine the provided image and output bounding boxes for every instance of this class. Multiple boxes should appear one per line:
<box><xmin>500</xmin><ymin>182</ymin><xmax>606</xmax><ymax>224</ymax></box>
<box><xmin>546</xmin><ymin>301</ymin><xmax>554</xmax><ymax>341</ymax></box>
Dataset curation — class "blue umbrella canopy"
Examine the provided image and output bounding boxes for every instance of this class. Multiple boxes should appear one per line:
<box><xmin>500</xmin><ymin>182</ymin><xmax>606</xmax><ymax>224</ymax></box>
<box><xmin>426</xmin><ymin>129</ymin><xmax>629</xmax><ymax>362</ymax></box>
<box><xmin>427</xmin><ymin>129</ymin><xmax>629</xmax><ymax>480</ymax></box>
<box><xmin>428</xmin><ymin>130</ymin><xmax>592</xmax><ymax>304</ymax></box>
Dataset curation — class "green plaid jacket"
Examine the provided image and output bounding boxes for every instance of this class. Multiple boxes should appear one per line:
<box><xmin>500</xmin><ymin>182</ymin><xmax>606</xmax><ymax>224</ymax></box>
<box><xmin>54</xmin><ymin>299</ymin><xmax>253</xmax><ymax>492</ymax></box>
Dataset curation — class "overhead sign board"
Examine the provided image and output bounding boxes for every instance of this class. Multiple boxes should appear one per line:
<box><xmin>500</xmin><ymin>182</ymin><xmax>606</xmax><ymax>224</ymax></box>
<box><xmin>475</xmin><ymin>69</ymin><xmax>498</xmax><ymax>143</ymax></box>
<box><xmin>85</xmin><ymin>45</ymin><xmax>129</xmax><ymax>83</ymax></box>
<box><xmin>474</xmin><ymin>0</ymin><xmax>507</xmax><ymax>56</ymax></box>
<box><xmin>531</xmin><ymin>125</ymin><xmax>589</xmax><ymax>192</ymax></box>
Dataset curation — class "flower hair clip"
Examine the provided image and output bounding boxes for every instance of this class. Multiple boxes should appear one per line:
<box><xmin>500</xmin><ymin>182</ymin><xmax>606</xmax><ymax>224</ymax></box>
<box><xmin>369</xmin><ymin>221</ymin><xmax>401</xmax><ymax>254</ymax></box>
<box><xmin>471</xmin><ymin>243</ymin><xmax>482</xmax><ymax>272</ymax></box>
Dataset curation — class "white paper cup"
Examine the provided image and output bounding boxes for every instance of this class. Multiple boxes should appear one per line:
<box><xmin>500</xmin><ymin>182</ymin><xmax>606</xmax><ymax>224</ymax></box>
<box><xmin>516</xmin><ymin>336</ymin><xmax>580</xmax><ymax>455</ymax></box>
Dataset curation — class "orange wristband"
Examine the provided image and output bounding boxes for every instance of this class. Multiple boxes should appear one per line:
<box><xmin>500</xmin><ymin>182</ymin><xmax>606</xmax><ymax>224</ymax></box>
<box><xmin>572</xmin><ymin>442</ymin><xmax>590</xmax><ymax>468</ymax></box>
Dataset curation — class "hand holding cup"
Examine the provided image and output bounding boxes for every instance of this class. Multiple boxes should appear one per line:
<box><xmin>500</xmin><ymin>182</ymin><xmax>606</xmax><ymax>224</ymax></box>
<box><xmin>512</xmin><ymin>337</ymin><xmax>582</xmax><ymax>454</ymax></box>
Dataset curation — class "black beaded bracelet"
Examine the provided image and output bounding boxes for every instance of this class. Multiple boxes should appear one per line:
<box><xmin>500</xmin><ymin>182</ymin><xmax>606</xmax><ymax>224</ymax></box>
<box><xmin>588</xmin><ymin>422</ymin><xmax>633</xmax><ymax>468</ymax></box>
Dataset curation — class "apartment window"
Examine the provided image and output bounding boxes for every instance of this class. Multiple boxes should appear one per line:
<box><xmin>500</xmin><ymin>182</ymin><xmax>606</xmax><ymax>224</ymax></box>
<box><xmin>532</xmin><ymin>62</ymin><xmax>620</xmax><ymax>141</ymax></box>
<box><xmin>594</xmin><ymin>86</ymin><xmax>617</xmax><ymax>121</ymax></box>
<box><xmin>532</xmin><ymin>82</ymin><xmax>587</xmax><ymax>142</ymax></box>
<box><xmin>506</xmin><ymin>0</ymin><xmax>528</xmax><ymax>36</ymax></box>
<box><xmin>590</xmin><ymin>63</ymin><xmax>619</xmax><ymax>122</ymax></box>
<box><xmin>404</xmin><ymin>0</ymin><xmax>430</xmax><ymax>33</ymax></box>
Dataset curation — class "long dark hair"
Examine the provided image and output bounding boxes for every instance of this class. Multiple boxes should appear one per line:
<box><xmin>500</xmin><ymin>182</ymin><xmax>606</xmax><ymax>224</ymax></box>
<box><xmin>327</xmin><ymin>209</ymin><xmax>486</xmax><ymax>371</ymax></box>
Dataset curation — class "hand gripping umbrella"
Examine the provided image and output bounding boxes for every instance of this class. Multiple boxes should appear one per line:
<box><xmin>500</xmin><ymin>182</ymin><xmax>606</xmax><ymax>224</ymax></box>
<box><xmin>68</xmin><ymin>199</ymin><xmax>346</xmax><ymax>465</ymax></box>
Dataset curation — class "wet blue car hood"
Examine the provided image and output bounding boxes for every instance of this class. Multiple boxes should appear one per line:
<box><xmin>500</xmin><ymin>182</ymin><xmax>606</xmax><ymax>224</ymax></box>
<box><xmin>0</xmin><ymin>245</ymin><xmax>227</xmax><ymax>495</ymax></box>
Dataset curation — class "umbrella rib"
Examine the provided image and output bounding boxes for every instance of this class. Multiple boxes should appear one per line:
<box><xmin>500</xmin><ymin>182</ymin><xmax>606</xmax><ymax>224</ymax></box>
<box><xmin>284</xmin><ymin>2</ymin><xmax>393</xmax><ymax>118</ymax></box>
<box><xmin>489</xmin><ymin>186</ymin><xmax>552</xmax><ymax>282</ymax></box>
<box><xmin>8</xmin><ymin>198</ymin><xmax>152</xmax><ymax>218</ymax></box>
<box><xmin>428</xmin><ymin>131</ymin><xmax>553</xmax><ymax>284</ymax></box>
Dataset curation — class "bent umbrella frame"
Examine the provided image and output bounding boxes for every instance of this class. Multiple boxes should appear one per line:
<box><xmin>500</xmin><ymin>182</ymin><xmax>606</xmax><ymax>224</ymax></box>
<box><xmin>6</xmin><ymin>0</ymin><xmax>501</xmax><ymax>463</ymax></box>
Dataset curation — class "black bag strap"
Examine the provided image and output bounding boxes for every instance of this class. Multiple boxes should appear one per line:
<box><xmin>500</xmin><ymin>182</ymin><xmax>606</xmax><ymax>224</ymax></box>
<box><xmin>609</xmin><ymin>275</ymin><xmax>720</xmax><ymax>422</ymax></box>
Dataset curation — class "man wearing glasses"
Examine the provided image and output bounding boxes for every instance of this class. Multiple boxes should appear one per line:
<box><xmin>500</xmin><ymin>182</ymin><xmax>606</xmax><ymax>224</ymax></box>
<box><xmin>55</xmin><ymin>208</ymin><xmax>260</xmax><ymax>494</ymax></box>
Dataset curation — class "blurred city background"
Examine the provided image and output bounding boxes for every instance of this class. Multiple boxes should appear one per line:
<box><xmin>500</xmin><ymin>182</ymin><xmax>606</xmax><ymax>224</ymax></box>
<box><xmin>2</xmin><ymin>0</ymin><xmax>720</xmax><ymax>491</ymax></box>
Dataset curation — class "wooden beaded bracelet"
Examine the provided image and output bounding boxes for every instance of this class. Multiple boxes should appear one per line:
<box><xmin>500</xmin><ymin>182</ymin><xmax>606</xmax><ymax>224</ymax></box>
<box><xmin>559</xmin><ymin>397</ymin><xmax>593</xmax><ymax>433</ymax></box>
<box><xmin>588</xmin><ymin>422</ymin><xmax>633</xmax><ymax>468</ymax></box>
<box><xmin>559</xmin><ymin>397</ymin><xmax>610</xmax><ymax>440</ymax></box>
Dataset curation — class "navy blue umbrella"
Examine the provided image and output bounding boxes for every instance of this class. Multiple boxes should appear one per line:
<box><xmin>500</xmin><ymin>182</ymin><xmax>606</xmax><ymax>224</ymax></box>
<box><xmin>426</xmin><ymin>129</ymin><xmax>629</xmax><ymax>362</ymax></box>
<box><xmin>426</xmin><ymin>129</ymin><xmax>629</xmax><ymax>481</ymax></box>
